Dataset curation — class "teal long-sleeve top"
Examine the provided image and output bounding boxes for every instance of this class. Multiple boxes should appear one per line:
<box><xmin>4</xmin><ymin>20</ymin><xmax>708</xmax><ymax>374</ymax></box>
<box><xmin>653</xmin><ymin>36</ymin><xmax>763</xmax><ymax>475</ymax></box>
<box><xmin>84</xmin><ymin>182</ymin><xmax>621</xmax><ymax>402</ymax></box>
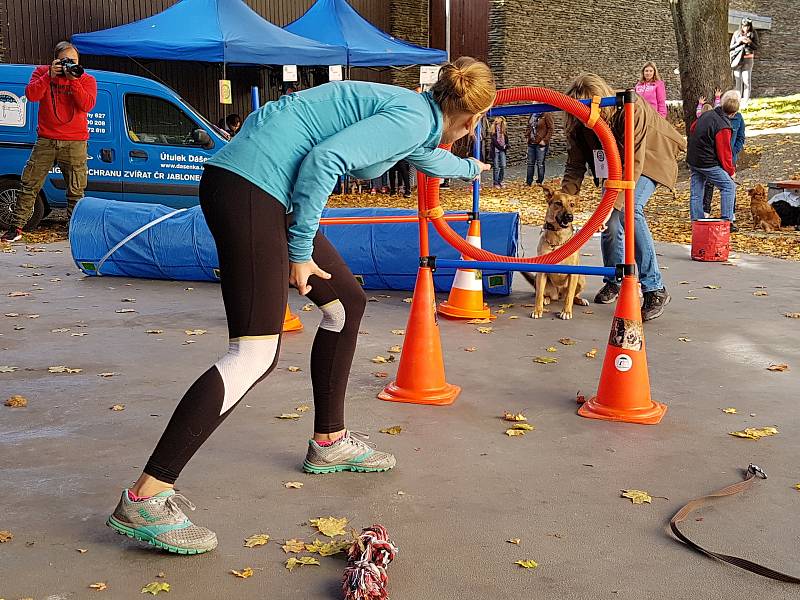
<box><xmin>207</xmin><ymin>81</ymin><xmax>480</xmax><ymax>263</ymax></box>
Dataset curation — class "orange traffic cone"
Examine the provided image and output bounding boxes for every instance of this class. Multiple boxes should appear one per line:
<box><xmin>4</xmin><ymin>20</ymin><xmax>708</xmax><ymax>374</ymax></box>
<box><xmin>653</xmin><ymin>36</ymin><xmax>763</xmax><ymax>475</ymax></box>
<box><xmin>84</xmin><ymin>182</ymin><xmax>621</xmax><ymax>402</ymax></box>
<box><xmin>438</xmin><ymin>219</ymin><xmax>494</xmax><ymax>320</ymax></box>
<box><xmin>378</xmin><ymin>267</ymin><xmax>461</xmax><ymax>406</ymax></box>
<box><xmin>578</xmin><ymin>276</ymin><xmax>667</xmax><ymax>424</ymax></box>
<box><xmin>283</xmin><ymin>304</ymin><xmax>303</xmax><ymax>332</ymax></box>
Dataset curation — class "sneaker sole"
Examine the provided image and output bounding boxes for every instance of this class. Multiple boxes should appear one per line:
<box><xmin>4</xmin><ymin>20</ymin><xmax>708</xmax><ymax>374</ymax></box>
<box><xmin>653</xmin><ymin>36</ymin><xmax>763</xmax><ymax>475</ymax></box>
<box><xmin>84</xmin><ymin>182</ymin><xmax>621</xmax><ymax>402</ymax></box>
<box><xmin>302</xmin><ymin>460</ymin><xmax>395</xmax><ymax>474</ymax></box>
<box><xmin>594</xmin><ymin>295</ymin><xmax>618</xmax><ymax>305</ymax></box>
<box><xmin>106</xmin><ymin>516</ymin><xmax>215</xmax><ymax>555</ymax></box>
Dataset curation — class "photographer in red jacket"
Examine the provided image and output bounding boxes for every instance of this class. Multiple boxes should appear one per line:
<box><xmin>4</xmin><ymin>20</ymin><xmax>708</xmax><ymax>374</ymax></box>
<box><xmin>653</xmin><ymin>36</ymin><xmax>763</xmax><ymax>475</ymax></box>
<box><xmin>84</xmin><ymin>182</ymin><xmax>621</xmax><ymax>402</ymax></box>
<box><xmin>1</xmin><ymin>41</ymin><xmax>97</xmax><ymax>243</ymax></box>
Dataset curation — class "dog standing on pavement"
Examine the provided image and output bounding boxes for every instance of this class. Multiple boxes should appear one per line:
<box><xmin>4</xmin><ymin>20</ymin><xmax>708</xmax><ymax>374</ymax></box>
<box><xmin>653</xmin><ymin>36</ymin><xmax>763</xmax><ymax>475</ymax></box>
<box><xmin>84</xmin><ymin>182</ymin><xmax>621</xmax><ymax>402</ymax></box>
<box><xmin>749</xmin><ymin>184</ymin><xmax>781</xmax><ymax>232</ymax></box>
<box><xmin>522</xmin><ymin>187</ymin><xmax>588</xmax><ymax>320</ymax></box>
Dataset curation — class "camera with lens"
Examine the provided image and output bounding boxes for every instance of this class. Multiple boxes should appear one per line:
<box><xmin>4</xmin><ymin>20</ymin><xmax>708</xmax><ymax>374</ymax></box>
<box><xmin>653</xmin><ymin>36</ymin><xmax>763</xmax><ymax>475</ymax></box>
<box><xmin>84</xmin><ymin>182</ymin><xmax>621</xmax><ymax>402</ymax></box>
<box><xmin>58</xmin><ymin>58</ymin><xmax>85</xmax><ymax>78</ymax></box>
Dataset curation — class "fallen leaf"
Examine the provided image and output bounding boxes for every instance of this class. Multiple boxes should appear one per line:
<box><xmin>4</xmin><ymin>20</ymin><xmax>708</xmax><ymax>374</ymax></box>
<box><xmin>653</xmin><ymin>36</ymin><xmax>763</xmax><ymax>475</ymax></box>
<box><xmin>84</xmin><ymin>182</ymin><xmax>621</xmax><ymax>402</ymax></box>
<box><xmin>388</xmin><ymin>345</ymin><xmax>402</xmax><ymax>353</ymax></box>
<box><xmin>0</xmin><ymin>530</ymin><xmax>13</xmax><ymax>542</ymax></box>
<box><xmin>466</xmin><ymin>318</ymin><xmax>492</xmax><ymax>324</ymax></box>
<box><xmin>477</xmin><ymin>326</ymin><xmax>493</xmax><ymax>334</ymax></box>
<box><xmin>184</xmin><ymin>329</ymin><xmax>207</xmax><ymax>335</ymax></box>
<box><xmin>753</xmin><ymin>290</ymin><xmax>769</xmax><ymax>297</ymax></box>
<box><xmin>76</xmin><ymin>548</ymin><xmax>88</xmax><ymax>553</ymax></box>
<box><xmin>581</xmin><ymin>252</ymin><xmax>594</xmax><ymax>257</ymax></box>
<box><xmin>282</xmin><ymin>539</ymin><xmax>306</xmax><ymax>553</ymax></box>
<box><xmin>704</xmin><ymin>285</ymin><xmax>720</xmax><ymax>289</ymax></box>
<box><xmin>115</xmin><ymin>308</ymin><xmax>136</xmax><ymax>313</ymax></box>
<box><xmin>509</xmin><ymin>315</ymin><xmax>519</xmax><ymax>320</ymax></box>
<box><xmin>576</xmin><ymin>392</ymin><xmax>586</xmax><ymax>404</ymax></box>
<box><xmin>379</xmin><ymin>425</ymin><xmax>402</xmax><ymax>435</ymax></box>
<box><xmin>121</xmin><ymin>298</ymin><xmax>136</xmax><ymax>302</ymax></box>
<box><xmin>678</xmin><ymin>281</ymin><xmax>691</xmax><ymax>285</ymax></box>
<box><xmin>243</xmin><ymin>533</ymin><xmax>270</xmax><ymax>548</ymax></box>
<box><xmin>230</xmin><ymin>567</ymin><xmax>254</xmax><ymax>579</ymax></box>
<box><xmin>27</xmin><ymin>314</ymin><xmax>40</xmax><ymax>318</ymax></box>
<box><xmin>98</xmin><ymin>372</ymin><xmax>118</xmax><ymax>378</ymax></box>
<box><xmin>277</xmin><ymin>413</ymin><xmax>301</xmax><ymax>420</ymax></box>
<box><xmin>391</xmin><ymin>329</ymin><xmax>405</xmax><ymax>335</ymax></box>
<box><xmin>48</xmin><ymin>366</ymin><xmax>82</xmax><ymax>374</ymax></box>
<box><xmin>371</xmin><ymin>355</ymin><xmax>389</xmax><ymax>363</ymax></box>
<box><xmin>141</xmin><ymin>581</ymin><xmax>170</xmax><ymax>595</ymax></box>
<box><xmin>295</xmin><ymin>404</ymin><xmax>311</xmax><ymax>413</ymax></box>
<box><xmin>507</xmin><ymin>538</ymin><xmax>521</xmax><ymax>545</ymax></box>
<box><xmin>4</xmin><ymin>312</ymin><xmax>20</xmax><ymax>317</ymax></box>
<box><xmin>499</xmin><ymin>303</ymin><xmax>514</xmax><ymax>309</ymax></box>
<box><xmin>559</xmin><ymin>337</ymin><xmax>576</xmax><ymax>345</ymax></box>
<box><xmin>89</xmin><ymin>582</ymin><xmax>108</xmax><ymax>591</ymax></box>
<box><xmin>182</xmin><ymin>340</ymin><xmax>196</xmax><ymax>345</ymax></box>
<box><xmin>685</xmin><ymin>296</ymin><xmax>698</xmax><ymax>300</ymax></box>
<box><xmin>584</xmin><ymin>348</ymin><xmax>598</xmax><ymax>359</ymax></box>
<box><xmin>287</xmin><ymin>366</ymin><xmax>302</xmax><ymax>372</ymax></box>
<box><xmin>109</xmin><ymin>404</ymin><xmax>125</xmax><ymax>411</ymax></box>
<box><xmin>511</xmin><ymin>423</ymin><xmax>535</xmax><ymax>431</ymax></box>
<box><xmin>767</xmin><ymin>364</ymin><xmax>789</xmax><ymax>372</ymax></box>
<box><xmin>4</xmin><ymin>395</ymin><xmax>27</xmax><ymax>408</ymax></box>
<box><xmin>621</xmin><ymin>489</ymin><xmax>652</xmax><ymax>504</ymax></box>
<box><xmin>305</xmin><ymin>539</ymin><xmax>351</xmax><ymax>556</ymax></box>
<box><xmin>678</xmin><ymin>337</ymin><xmax>691</xmax><ymax>342</ymax></box>
<box><xmin>785</xmin><ymin>313</ymin><xmax>800</xmax><ymax>319</ymax></box>
<box><xmin>50</xmin><ymin>328</ymin><xmax>71</xmax><ymax>333</ymax></box>
<box><xmin>505</xmin><ymin>429</ymin><xmax>527</xmax><ymax>436</ymax></box>
<box><xmin>794</xmin><ymin>484</ymin><xmax>800</xmax><ymax>491</ymax></box>
<box><xmin>729</xmin><ymin>426</ymin><xmax>779</xmax><ymax>440</ymax></box>
<box><xmin>301</xmin><ymin>303</ymin><xmax>314</xmax><ymax>311</ymax></box>
<box><xmin>402</xmin><ymin>297</ymin><xmax>413</xmax><ymax>303</ymax></box>
<box><xmin>503</xmin><ymin>411</ymin><xmax>527</xmax><ymax>422</ymax></box>
<box><xmin>464</xmin><ymin>346</ymin><xmax>477</xmax><ymax>352</ymax></box>
<box><xmin>722</xmin><ymin>407</ymin><xmax>737</xmax><ymax>414</ymax></box>
<box><xmin>583</xmin><ymin>309</ymin><xmax>594</xmax><ymax>314</ymax></box>
<box><xmin>7</xmin><ymin>291</ymin><xmax>29</xmax><ymax>297</ymax></box>
<box><xmin>284</xmin><ymin>482</ymin><xmax>304</xmax><ymax>489</ymax></box>
<box><xmin>309</xmin><ymin>516</ymin><xmax>348</xmax><ymax>537</ymax></box>
<box><xmin>71</xmin><ymin>332</ymin><xmax>88</xmax><ymax>337</ymax></box>
<box><xmin>285</xmin><ymin>556</ymin><xmax>320</xmax><ymax>572</ymax></box>
<box><xmin>546</xmin><ymin>346</ymin><xmax>557</xmax><ymax>353</ymax></box>
<box><xmin>145</xmin><ymin>329</ymin><xmax>164</xmax><ymax>334</ymax></box>
<box><xmin>515</xmin><ymin>559</ymin><xmax>538</xmax><ymax>569</ymax></box>
<box><xmin>374</xmin><ymin>371</ymin><xmax>388</xmax><ymax>378</ymax></box>
<box><xmin>496</xmin><ymin>309</ymin><xmax>506</xmax><ymax>315</ymax></box>
<box><xmin>533</xmin><ymin>356</ymin><xmax>558</xmax><ymax>364</ymax></box>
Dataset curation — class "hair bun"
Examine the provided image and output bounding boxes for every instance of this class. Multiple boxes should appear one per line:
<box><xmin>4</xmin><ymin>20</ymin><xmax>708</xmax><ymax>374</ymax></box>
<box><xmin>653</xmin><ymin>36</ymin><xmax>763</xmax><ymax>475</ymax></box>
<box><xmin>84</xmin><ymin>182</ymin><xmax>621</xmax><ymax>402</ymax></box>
<box><xmin>430</xmin><ymin>57</ymin><xmax>496</xmax><ymax>117</ymax></box>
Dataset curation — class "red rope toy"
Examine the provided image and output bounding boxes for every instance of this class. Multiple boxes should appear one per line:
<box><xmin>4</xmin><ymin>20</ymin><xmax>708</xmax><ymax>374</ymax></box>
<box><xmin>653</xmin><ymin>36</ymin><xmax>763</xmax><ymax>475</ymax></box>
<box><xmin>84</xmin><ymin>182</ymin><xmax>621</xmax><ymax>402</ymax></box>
<box><xmin>342</xmin><ymin>525</ymin><xmax>398</xmax><ymax>600</ymax></box>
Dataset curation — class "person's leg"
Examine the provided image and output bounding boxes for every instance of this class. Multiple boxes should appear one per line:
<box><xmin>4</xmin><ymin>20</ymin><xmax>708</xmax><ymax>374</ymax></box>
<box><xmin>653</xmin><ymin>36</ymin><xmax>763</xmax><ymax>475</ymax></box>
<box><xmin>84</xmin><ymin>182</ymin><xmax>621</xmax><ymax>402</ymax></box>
<box><xmin>702</xmin><ymin>166</ymin><xmax>736</xmax><ymax>222</ymax></box>
<box><xmin>689</xmin><ymin>168</ymin><xmax>709</xmax><ymax>221</ymax></box>
<box><xmin>492</xmin><ymin>153</ymin><xmax>501</xmax><ymax>186</ymax></box>
<box><xmin>526</xmin><ymin>145</ymin><xmax>536</xmax><ymax>185</ymax></box>
<box><xmin>536</xmin><ymin>145</ymin><xmax>548</xmax><ymax>184</ymax></box>
<box><xmin>595</xmin><ymin>207</ymin><xmax>623</xmax><ymax>302</ymax></box>
<box><xmin>629</xmin><ymin>176</ymin><xmax>662</xmax><ymax>293</ymax></box>
<box><xmin>388</xmin><ymin>165</ymin><xmax>398</xmax><ymax>195</ymax></box>
<box><xmin>732</xmin><ymin>67</ymin><xmax>743</xmax><ymax>97</ymax></box>
<box><xmin>302</xmin><ymin>234</ymin><xmax>395</xmax><ymax>473</ymax></box>
<box><xmin>56</xmin><ymin>140</ymin><xmax>89</xmax><ymax>222</ymax></box>
<box><xmin>702</xmin><ymin>182</ymin><xmax>714</xmax><ymax>216</ymax></box>
<box><xmin>9</xmin><ymin>139</ymin><xmax>57</xmax><ymax>231</ymax></box>
<box><xmin>399</xmin><ymin>161</ymin><xmax>411</xmax><ymax>196</ymax></box>
<box><xmin>499</xmin><ymin>151</ymin><xmax>507</xmax><ymax>185</ymax></box>
<box><xmin>741</xmin><ymin>58</ymin><xmax>753</xmax><ymax>105</ymax></box>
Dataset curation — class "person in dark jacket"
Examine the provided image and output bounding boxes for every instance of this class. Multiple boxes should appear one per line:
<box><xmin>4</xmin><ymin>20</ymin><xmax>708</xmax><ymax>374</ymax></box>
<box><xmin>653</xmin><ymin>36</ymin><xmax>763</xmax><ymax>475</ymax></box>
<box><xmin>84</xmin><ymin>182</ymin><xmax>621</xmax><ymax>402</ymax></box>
<box><xmin>730</xmin><ymin>18</ymin><xmax>759</xmax><ymax>107</ymax></box>
<box><xmin>490</xmin><ymin>116</ymin><xmax>509</xmax><ymax>188</ymax></box>
<box><xmin>526</xmin><ymin>112</ymin><xmax>554</xmax><ymax>185</ymax></box>
<box><xmin>688</xmin><ymin>92</ymin><xmax>739</xmax><ymax>230</ymax></box>
<box><xmin>702</xmin><ymin>90</ymin><xmax>745</xmax><ymax>217</ymax></box>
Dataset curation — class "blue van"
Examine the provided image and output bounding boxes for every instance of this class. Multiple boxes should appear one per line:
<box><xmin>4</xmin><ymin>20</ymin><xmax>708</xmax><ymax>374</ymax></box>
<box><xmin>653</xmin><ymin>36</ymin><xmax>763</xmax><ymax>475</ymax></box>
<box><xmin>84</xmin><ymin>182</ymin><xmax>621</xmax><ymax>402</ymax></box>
<box><xmin>0</xmin><ymin>64</ymin><xmax>228</xmax><ymax>230</ymax></box>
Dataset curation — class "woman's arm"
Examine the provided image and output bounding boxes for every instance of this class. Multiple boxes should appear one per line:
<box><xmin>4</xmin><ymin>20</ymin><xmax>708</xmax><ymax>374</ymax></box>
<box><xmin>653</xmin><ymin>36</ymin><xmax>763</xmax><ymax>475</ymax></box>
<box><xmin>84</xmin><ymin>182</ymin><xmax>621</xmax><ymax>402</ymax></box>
<box><xmin>656</xmin><ymin>80</ymin><xmax>667</xmax><ymax>118</ymax></box>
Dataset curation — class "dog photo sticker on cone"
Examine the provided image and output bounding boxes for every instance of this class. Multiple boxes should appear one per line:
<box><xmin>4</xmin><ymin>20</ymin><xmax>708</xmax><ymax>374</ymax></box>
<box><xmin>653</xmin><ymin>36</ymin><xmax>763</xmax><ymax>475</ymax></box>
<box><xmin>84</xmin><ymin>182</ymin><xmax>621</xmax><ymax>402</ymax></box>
<box><xmin>614</xmin><ymin>354</ymin><xmax>633</xmax><ymax>372</ymax></box>
<box><xmin>608</xmin><ymin>317</ymin><xmax>643</xmax><ymax>352</ymax></box>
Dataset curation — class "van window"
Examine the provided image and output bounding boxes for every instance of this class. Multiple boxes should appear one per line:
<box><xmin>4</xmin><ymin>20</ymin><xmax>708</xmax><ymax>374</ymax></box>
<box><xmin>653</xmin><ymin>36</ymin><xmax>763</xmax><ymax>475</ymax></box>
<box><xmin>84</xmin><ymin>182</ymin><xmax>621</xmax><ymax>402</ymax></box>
<box><xmin>125</xmin><ymin>94</ymin><xmax>202</xmax><ymax>147</ymax></box>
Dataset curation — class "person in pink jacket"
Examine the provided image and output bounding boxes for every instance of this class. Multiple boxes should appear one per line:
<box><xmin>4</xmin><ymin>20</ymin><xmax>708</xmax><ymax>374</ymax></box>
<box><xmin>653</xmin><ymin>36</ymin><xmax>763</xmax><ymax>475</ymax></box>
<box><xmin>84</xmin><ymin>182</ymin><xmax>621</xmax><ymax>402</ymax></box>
<box><xmin>634</xmin><ymin>61</ymin><xmax>667</xmax><ymax>118</ymax></box>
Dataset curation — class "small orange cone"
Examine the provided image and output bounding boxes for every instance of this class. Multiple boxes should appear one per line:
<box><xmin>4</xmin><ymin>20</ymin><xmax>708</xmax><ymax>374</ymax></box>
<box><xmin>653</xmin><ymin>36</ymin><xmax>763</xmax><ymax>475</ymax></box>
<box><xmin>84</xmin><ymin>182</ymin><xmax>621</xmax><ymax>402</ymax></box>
<box><xmin>379</xmin><ymin>267</ymin><xmax>460</xmax><ymax>405</ymax></box>
<box><xmin>282</xmin><ymin>304</ymin><xmax>303</xmax><ymax>332</ymax></box>
<box><xmin>438</xmin><ymin>219</ymin><xmax>494</xmax><ymax>320</ymax></box>
<box><xmin>578</xmin><ymin>276</ymin><xmax>667</xmax><ymax>424</ymax></box>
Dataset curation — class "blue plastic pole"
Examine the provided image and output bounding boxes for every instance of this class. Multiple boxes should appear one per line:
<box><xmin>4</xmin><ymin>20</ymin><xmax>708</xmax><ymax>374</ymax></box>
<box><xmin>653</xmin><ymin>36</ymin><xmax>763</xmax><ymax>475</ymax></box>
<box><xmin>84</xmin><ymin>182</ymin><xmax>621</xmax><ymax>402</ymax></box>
<box><xmin>435</xmin><ymin>259</ymin><xmax>617</xmax><ymax>278</ymax></box>
<box><xmin>250</xmin><ymin>86</ymin><xmax>259</xmax><ymax>112</ymax></box>
<box><xmin>472</xmin><ymin>121</ymin><xmax>481</xmax><ymax>216</ymax></box>
<box><xmin>488</xmin><ymin>95</ymin><xmax>618</xmax><ymax>118</ymax></box>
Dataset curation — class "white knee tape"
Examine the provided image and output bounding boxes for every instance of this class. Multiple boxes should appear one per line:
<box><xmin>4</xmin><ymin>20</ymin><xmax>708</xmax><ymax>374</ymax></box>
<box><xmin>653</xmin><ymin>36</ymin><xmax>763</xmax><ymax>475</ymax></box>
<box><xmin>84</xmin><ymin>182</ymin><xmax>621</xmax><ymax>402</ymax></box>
<box><xmin>319</xmin><ymin>299</ymin><xmax>346</xmax><ymax>333</ymax></box>
<box><xmin>215</xmin><ymin>335</ymin><xmax>279</xmax><ymax>415</ymax></box>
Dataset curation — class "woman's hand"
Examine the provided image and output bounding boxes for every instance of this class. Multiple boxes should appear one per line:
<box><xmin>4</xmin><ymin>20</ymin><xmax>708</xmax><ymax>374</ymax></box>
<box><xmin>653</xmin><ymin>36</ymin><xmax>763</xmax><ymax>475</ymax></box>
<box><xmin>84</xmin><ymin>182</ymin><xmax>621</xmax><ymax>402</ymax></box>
<box><xmin>467</xmin><ymin>157</ymin><xmax>491</xmax><ymax>179</ymax></box>
<box><xmin>698</xmin><ymin>95</ymin><xmax>706</xmax><ymax>105</ymax></box>
<box><xmin>289</xmin><ymin>260</ymin><xmax>331</xmax><ymax>295</ymax></box>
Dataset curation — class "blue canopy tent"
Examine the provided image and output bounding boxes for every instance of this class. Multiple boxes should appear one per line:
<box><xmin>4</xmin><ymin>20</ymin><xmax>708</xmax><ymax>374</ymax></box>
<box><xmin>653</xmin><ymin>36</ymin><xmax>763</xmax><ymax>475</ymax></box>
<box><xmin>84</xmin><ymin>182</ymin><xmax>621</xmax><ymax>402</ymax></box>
<box><xmin>285</xmin><ymin>0</ymin><xmax>447</xmax><ymax>68</ymax></box>
<box><xmin>71</xmin><ymin>0</ymin><xmax>347</xmax><ymax>66</ymax></box>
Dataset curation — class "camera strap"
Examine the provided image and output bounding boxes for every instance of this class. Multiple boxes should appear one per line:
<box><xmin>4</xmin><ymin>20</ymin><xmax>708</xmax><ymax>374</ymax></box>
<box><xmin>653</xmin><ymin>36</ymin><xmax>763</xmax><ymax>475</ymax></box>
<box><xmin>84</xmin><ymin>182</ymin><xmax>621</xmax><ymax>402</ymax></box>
<box><xmin>50</xmin><ymin>79</ymin><xmax>76</xmax><ymax>125</ymax></box>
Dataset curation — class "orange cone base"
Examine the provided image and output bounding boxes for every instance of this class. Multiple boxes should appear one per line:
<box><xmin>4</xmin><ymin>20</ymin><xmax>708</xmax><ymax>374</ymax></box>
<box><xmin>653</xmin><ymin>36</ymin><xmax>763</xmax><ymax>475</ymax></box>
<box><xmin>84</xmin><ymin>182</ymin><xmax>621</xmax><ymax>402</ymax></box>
<box><xmin>438</xmin><ymin>300</ymin><xmax>494</xmax><ymax>320</ymax></box>
<box><xmin>283</xmin><ymin>307</ymin><xmax>303</xmax><ymax>332</ymax></box>
<box><xmin>378</xmin><ymin>381</ymin><xmax>461</xmax><ymax>406</ymax></box>
<box><xmin>578</xmin><ymin>396</ymin><xmax>667</xmax><ymax>424</ymax></box>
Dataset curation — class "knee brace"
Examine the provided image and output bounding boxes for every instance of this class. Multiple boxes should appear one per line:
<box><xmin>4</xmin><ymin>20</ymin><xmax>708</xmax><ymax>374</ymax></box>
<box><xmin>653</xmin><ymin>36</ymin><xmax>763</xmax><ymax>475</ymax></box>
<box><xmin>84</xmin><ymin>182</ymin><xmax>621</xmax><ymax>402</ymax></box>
<box><xmin>319</xmin><ymin>299</ymin><xmax>346</xmax><ymax>333</ymax></box>
<box><xmin>214</xmin><ymin>335</ymin><xmax>279</xmax><ymax>415</ymax></box>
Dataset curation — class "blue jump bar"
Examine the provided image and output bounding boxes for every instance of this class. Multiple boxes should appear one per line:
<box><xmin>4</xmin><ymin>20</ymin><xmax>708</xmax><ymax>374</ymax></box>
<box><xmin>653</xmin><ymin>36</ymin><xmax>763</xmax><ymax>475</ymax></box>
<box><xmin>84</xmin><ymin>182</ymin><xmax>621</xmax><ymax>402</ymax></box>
<box><xmin>488</xmin><ymin>95</ymin><xmax>618</xmax><ymax>118</ymax></box>
<box><xmin>435</xmin><ymin>259</ymin><xmax>616</xmax><ymax>278</ymax></box>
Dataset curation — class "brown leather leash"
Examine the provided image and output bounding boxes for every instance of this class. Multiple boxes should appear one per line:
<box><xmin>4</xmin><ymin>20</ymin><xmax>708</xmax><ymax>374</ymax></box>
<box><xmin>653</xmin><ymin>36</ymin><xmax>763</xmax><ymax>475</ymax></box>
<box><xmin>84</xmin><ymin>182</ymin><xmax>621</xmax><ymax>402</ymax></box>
<box><xmin>669</xmin><ymin>464</ymin><xmax>800</xmax><ymax>583</ymax></box>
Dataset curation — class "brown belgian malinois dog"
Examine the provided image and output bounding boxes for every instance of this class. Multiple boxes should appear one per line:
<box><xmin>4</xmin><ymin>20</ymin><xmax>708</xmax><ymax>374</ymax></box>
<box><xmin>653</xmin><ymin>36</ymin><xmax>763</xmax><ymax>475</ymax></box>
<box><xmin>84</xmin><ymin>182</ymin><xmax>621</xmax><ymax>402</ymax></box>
<box><xmin>521</xmin><ymin>187</ymin><xmax>588</xmax><ymax>320</ymax></box>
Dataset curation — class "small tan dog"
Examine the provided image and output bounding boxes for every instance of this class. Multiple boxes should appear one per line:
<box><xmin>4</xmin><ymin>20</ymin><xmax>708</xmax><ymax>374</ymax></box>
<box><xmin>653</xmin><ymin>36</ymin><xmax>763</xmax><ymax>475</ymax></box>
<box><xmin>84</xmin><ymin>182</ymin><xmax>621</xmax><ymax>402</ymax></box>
<box><xmin>749</xmin><ymin>184</ymin><xmax>781</xmax><ymax>232</ymax></box>
<box><xmin>521</xmin><ymin>187</ymin><xmax>588</xmax><ymax>320</ymax></box>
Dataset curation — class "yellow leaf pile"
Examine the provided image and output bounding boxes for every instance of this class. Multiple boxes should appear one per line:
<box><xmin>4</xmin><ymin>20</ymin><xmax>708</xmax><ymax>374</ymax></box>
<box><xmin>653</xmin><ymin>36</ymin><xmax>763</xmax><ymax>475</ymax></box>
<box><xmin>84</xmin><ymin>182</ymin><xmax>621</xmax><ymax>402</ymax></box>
<box><xmin>309</xmin><ymin>516</ymin><xmax>348</xmax><ymax>537</ymax></box>
<box><xmin>621</xmin><ymin>489</ymin><xmax>652</xmax><ymax>504</ymax></box>
<box><xmin>729</xmin><ymin>426</ymin><xmax>779</xmax><ymax>440</ymax></box>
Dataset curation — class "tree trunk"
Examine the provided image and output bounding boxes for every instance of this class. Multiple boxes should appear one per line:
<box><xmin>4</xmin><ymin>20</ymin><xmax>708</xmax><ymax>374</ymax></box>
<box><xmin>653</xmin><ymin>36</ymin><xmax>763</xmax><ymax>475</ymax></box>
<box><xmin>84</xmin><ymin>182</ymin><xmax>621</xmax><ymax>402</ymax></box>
<box><xmin>669</xmin><ymin>0</ymin><xmax>733</xmax><ymax>131</ymax></box>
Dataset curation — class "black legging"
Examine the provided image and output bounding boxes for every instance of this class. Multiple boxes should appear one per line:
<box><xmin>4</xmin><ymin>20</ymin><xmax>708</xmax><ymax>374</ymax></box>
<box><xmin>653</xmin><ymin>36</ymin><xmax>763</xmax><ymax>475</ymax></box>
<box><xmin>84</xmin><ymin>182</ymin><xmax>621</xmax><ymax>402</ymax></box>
<box><xmin>144</xmin><ymin>166</ymin><xmax>366</xmax><ymax>484</ymax></box>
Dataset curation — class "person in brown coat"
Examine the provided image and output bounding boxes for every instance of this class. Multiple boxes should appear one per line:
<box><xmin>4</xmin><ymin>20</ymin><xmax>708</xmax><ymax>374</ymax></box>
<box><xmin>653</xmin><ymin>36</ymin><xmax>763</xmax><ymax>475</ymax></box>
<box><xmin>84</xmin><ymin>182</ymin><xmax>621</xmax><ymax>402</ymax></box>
<box><xmin>561</xmin><ymin>73</ymin><xmax>685</xmax><ymax>321</ymax></box>
<box><xmin>526</xmin><ymin>111</ymin><xmax>554</xmax><ymax>185</ymax></box>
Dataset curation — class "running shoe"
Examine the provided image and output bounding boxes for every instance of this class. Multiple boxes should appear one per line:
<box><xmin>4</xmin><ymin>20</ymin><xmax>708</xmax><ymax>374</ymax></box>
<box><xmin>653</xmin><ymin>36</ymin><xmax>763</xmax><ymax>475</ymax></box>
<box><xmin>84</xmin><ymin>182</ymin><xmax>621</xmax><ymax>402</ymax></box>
<box><xmin>107</xmin><ymin>489</ymin><xmax>217</xmax><ymax>555</ymax></box>
<box><xmin>1</xmin><ymin>228</ymin><xmax>22</xmax><ymax>243</ymax></box>
<box><xmin>303</xmin><ymin>431</ymin><xmax>396</xmax><ymax>474</ymax></box>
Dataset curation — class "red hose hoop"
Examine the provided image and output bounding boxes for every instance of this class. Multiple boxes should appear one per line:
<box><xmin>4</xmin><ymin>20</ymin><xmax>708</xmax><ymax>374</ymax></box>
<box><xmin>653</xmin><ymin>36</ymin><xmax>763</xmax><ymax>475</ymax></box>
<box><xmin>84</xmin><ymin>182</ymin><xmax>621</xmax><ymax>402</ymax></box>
<box><xmin>427</xmin><ymin>86</ymin><xmax>622</xmax><ymax>264</ymax></box>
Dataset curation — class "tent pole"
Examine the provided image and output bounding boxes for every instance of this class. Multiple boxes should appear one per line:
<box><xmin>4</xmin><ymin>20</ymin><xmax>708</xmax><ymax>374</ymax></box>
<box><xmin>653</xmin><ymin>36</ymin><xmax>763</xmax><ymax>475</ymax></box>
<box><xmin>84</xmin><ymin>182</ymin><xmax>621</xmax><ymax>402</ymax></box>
<box><xmin>445</xmin><ymin>0</ymin><xmax>451</xmax><ymax>60</ymax></box>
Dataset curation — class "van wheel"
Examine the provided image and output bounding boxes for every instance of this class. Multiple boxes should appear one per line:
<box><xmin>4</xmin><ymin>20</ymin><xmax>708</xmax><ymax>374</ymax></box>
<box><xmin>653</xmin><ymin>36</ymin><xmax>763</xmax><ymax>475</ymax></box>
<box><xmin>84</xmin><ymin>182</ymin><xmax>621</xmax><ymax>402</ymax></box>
<box><xmin>0</xmin><ymin>179</ymin><xmax>45</xmax><ymax>231</ymax></box>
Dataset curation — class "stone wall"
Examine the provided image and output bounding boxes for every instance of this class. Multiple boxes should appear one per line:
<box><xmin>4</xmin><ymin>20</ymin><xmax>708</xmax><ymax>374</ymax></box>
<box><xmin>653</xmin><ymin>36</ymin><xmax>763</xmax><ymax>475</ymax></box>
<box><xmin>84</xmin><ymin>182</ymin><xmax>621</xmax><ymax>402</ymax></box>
<box><xmin>730</xmin><ymin>0</ymin><xmax>799</xmax><ymax>97</ymax></box>
<box><xmin>390</xmin><ymin>0</ymin><xmax>432</xmax><ymax>90</ymax></box>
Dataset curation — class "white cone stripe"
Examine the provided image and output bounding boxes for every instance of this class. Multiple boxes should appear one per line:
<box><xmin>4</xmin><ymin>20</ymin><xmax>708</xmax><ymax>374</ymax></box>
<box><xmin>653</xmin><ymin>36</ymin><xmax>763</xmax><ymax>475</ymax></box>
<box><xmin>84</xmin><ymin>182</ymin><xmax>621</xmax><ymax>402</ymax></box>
<box><xmin>449</xmin><ymin>233</ymin><xmax>484</xmax><ymax>292</ymax></box>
